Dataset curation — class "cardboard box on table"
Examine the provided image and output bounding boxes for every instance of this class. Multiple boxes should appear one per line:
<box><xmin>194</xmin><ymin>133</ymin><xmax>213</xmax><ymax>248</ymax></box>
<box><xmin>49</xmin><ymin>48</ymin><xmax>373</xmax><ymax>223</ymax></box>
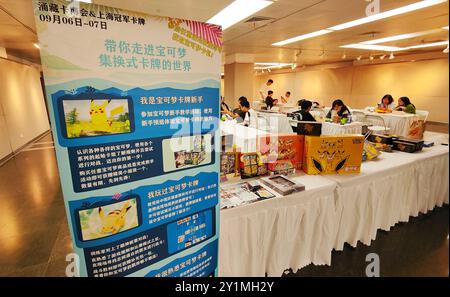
<box><xmin>259</xmin><ymin>134</ymin><xmax>304</xmax><ymax>169</ymax></box>
<box><xmin>303</xmin><ymin>135</ymin><xmax>364</xmax><ymax>175</ymax></box>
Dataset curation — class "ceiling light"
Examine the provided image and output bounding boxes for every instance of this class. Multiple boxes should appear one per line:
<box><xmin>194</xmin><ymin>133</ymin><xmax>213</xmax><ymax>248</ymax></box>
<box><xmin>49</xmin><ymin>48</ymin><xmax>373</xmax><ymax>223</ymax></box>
<box><xmin>291</xmin><ymin>63</ymin><xmax>297</xmax><ymax>70</ymax></box>
<box><xmin>444</xmin><ymin>45</ymin><xmax>450</xmax><ymax>53</ymax></box>
<box><xmin>329</xmin><ymin>0</ymin><xmax>447</xmax><ymax>31</ymax></box>
<box><xmin>361</xmin><ymin>29</ymin><xmax>442</xmax><ymax>45</ymax></box>
<box><xmin>207</xmin><ymin>0</ymin><xmax>273</xmax><ymax>30</ymax></box>
<box><xmin>267</xmin><ymin>68</ymin><xmax>271</xmax><ymax>73</ymax></box>
<box><xmin>357</xmin><ymin>56</ymin><xmax>362</xmax><ymax>61</ymax></box>
<box><xmin>33</xmin><ymin>43</ymin><xmax>40</xmax><ymax>49</ymax></box>
<box><xmin>369</xmin><ymin>55</ymin><xmax>374</xmax><ymax>60</ymax></box>
<box><xmin>341</xmin><ymin>44</ymin><xmax>404</xmax><ymax>51</ymax></box>
<box><xmin>342</xmin><ymin>53</ymin><xmax>347</xmax><ymax>59</ymax></box>
<box><xmin>443</xmin><ymin>26</ymin><xmax>449</xmax><ymax>30</ymax></box>
<box><xmin>380</xmin><ymin>55</ymin><xmax>386</xmax><ymax>60</ymax></box>
<box><xmin>254</xmin><ymin>62</ymin><xmax>293</xmax><ymax>70</ymax></box>
<box><xmin>389</xmin><ymin>52</ymin><xmax>395</xmax><ymax>59</ymax></box>
<box><xmin>272</xmin><ymin>29</ymin><xmax>332</xmax><ymax>46</ymax></box>
<box><xmin>406</xmin><ymin>40</ymin><xmax>449</xmax><ymax>49</ymax></box>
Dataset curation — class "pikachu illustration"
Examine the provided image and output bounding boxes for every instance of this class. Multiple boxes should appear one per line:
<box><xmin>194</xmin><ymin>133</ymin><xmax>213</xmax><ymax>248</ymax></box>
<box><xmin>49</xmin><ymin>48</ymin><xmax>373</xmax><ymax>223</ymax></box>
<box><xmin>89</xmin><ymin>99</ymin><xmax>127</xmax><ymax>133</ymax></box>
<box><xmin>90</xmin><ymin>99</ymin><xmax>112</xmax><ymax>132</ymax></box>
<box><xmin>98</xmin><ymin>202</ymin><xmax>132</xmax><ymax>235</ymax></box>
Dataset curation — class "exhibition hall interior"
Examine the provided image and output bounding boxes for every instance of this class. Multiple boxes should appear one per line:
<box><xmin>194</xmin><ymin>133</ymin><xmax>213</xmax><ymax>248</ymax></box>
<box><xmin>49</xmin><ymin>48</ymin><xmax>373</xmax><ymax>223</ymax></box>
<box><xmin>0</xmin><ymin>0</ymin><xmax>448</xmax><ymax>277</ymax></box>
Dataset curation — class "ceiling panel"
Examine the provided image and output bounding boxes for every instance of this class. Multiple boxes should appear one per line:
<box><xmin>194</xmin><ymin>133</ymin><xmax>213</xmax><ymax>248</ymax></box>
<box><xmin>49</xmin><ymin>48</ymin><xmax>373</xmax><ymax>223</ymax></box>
<box><xmin>0</xmin><ymin>0</ymin><xmax>447</xmax><ymax>66</ymax></box>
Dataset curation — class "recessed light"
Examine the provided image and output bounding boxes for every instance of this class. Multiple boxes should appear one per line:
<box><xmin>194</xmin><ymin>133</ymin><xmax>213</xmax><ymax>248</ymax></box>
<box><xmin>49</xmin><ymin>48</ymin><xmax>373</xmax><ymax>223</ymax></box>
<box><xmin>207</xmin><ymin>0</ymin><xmax>273</xmax><ymax>30</ymax></box>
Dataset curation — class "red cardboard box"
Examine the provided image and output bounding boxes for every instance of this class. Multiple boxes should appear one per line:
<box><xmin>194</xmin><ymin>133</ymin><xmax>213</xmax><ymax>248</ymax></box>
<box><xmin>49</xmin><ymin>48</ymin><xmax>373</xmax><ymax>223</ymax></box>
<box><xmin>259</xmin><ymin>134</ymin><xmax>304</xmax><ymax>169</ymax></box>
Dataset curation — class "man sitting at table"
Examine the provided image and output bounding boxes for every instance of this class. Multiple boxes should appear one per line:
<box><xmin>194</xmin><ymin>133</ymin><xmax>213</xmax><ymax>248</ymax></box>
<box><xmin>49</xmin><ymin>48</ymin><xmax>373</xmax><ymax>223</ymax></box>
<box><xmin>280</xmin><ymin>91</ymin><xmax>291</xmax><ymax>104</ymax></box>
<box><xmin>223</xmin><ymin>96</ymin><xmax>248</xmax><ymax>122</ymax></box>
<box><xmin>265</xmin><ymin>91</ymin><xmax>279</xmax><ymax>110</ymax></box>
<box><xmin>326</xmin><ymin>99</ymin><xmax>351</xmax><ymax>123</ymax></box>
<box><xmin>394</xmin><ymin>96</ymin><xmax>416</xmax><ymax>114</ymax></box>
<box><xmin>240</xmin><ymin>100</ymin><xmax>257</xmax><ymax>128</ymax></box>
<box><xmin>292</xmin><ymin>100</ymin><xmax>316</xmax><ymax>122</ymax></box>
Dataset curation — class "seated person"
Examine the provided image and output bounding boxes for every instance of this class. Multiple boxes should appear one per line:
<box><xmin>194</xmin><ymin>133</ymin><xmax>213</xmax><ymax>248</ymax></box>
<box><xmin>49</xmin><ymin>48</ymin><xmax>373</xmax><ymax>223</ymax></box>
<box><xmin>326</xmin><ymin>99</ymin><xmax>351</xmax><ymax>122</ymax></box>
<box><xmin>223</xmin><ymin>96</ymin><xmax>248</xmax><ymax>122</ymax></box>
<box><xmin>265</xmin><ymin>90</ymin><xmax>278</xmax><ymax>109</ymax></box>
<box><xmin>280</xmin><ymin>91</ymin><xmax>291</xmax><ymax>104</ymax></box>
<box><xmin>240</xmin><ymin>100</ymin><xmax>257</xmax><ymax>128</ymax></box>
<box><xmin>378</xmin><ymin>94</ymin><xmax>395</xmax><ymax>110</ymax></box>
<box><xmin>394</xmin><ymin>96</ymin><xmax>416</xmax><ymax>114</ymax></box>
<box><xmin>292</xmin><ymin>100</ymin><xmax>316</xmax><ymax>122</ymax></box>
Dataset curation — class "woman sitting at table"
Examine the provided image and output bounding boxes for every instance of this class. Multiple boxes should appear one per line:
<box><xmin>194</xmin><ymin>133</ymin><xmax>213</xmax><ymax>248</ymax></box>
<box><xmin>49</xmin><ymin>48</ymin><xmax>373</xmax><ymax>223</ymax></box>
<box><xmin>379</xmin><ymin>94</ymin><xmax>395</xmax><ymax>110</ymax></box>
<box><xmin>394</xmin><ymin>96</ymin><xmax>416</xmax><ymax>114</ymax></box>
<box><xmin>292</xmin><ymin>100</ymin><xmax>316</xmax><ymax>122</ymax></box>
<box><xmin>326</xmin><ymin>99</ymin><xmax>351</xmax><ymax>122</ymax></box>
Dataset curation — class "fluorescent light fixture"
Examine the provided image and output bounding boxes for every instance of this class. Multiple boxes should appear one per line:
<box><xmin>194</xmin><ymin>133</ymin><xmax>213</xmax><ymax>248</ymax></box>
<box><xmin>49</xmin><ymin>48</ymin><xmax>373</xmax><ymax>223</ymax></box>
<box><xmin>272</xmin><ymin>29</ymin><xmax>332</xmax><ymax>46</ymax></box>
<box><xmin>207</xmin><ymin>0</ymin><xmax>273</xmax><ymax>30</ymax></box>
<box><xmin>329</xmin><ymin>0</ymin><xmax>447</xmax><ymax>31</ymax></box>
<box><xmin>341</xmin><ymin>44</ymin><xmax>404</xmax><ymax>51</ymax></box>
<box><xmin>254</xmin><ymin>62</ymin><xmax>293</xmax><ymax>69</ymax></box>
<box><xmin>361</xmin><ymin>29</ymin><xmax>442</xmax><ymax>45</ymax></box>
<box><xmin>406</xmin><ymin>40</ymin><xmax>449</xmax><ymax>49</ymax></box>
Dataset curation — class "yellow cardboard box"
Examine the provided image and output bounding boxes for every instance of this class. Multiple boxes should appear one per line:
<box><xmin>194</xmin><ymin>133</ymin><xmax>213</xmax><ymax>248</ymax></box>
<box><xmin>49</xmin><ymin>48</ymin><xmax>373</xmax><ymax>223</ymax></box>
<box><xmin>303</xmin><ymin>135</ymin><xmax>364</xmax><ymax>175</ymax></box>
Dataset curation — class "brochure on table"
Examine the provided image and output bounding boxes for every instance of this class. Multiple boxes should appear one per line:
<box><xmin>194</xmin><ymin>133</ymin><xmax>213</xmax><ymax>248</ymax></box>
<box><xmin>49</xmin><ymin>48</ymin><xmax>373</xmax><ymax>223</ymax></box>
<box><xmin>33</xmin><ymin>0</ymin><xmax>221</xmax><ymax>277</ymax></box>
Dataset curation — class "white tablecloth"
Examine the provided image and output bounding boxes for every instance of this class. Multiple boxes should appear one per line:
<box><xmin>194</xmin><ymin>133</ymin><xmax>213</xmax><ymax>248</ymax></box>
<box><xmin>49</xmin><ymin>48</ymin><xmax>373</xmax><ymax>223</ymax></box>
<box><xmin>218</xmin><ymin>144</ymin><xmax>449</xmax><ymax>276</ymax></box>
<box><xmin>353</xmin><ymin>109</ymin><xmax>416</xmax><ymax>137</ymax></box>
<box><xmin>219</xmin><ymin>174</ymin><xmax>337</xmax><ymax>277</ymax></box>
<box><xmin>255</xmin><ymin>112</ymin><xmax>294</xmax><ymax>134</ymax></box>
<box><xmin>327</xmin><ymin>145</ymin><xmax>449</xmax><ymax>250</ymax></box>
<box><xmin>220</xmin><ymin>120</ymin><xmax>272</xmax><ymax>152</ymax></box>
<box><xmin>321</xmin><ymin>122</ymin><xmax>363</xmax><ymax>135</ymax></box>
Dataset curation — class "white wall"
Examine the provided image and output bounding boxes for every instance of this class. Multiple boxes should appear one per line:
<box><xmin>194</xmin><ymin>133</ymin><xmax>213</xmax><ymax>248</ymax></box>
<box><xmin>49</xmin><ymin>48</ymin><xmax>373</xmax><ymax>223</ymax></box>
<box><xmin>255</xmin><ymin>58</ymin><xmax>449</xmax><ymax>123</ymax></box>
<box><xmin>0</xmin><ymin>58</ymin><xmax>50</xmax><ymax>159</ymax></box>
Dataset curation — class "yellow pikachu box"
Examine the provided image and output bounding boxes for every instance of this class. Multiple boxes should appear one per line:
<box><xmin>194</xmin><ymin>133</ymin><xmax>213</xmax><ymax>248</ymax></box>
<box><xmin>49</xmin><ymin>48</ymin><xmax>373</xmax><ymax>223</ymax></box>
<box><xmin>303</xmin><ymin>135</ymin><xmax>364</xmax><ymax>175</ymax></box>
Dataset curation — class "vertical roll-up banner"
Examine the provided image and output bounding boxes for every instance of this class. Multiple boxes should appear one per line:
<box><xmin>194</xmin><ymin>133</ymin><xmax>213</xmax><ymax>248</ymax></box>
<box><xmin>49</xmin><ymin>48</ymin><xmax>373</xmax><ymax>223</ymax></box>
<box><xmin>33</xmin><ymin>0</ymin><xmax>222</xmax><ymax>277</ymax></box>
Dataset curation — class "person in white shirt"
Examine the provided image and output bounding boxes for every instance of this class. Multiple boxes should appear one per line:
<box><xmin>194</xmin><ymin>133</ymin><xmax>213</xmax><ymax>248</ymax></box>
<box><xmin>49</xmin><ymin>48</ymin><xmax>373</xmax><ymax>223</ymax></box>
<box><xmin>240</xmin><ymin>100</ymin><xmax>257</xmax><ymax>128</ymax></box>
<box><xmin>259</xmin><ymin>79</ymin><xmax>274</xmax><ymax>100</ymax></box>
<box><xmin>280</xmin><ymin>91</ymin><xmax>291</xmax><ymax>104</ymax></box>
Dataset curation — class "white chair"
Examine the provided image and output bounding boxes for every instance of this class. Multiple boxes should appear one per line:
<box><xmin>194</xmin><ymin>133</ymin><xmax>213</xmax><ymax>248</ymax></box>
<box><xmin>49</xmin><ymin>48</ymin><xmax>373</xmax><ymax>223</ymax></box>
<box><xmin>352</xmin><ymin>111</ymin><xmax>367</xmax><ymax>123</ymax></box>
<box><xmin>366</xmin><ymin>115</ymin><xmax>390</xmax><ymax>135</ymax></box>
<box><xmin>415</xmin><ymin>110</ymin><xmax>429</xmax><ymax>122</ymax></box>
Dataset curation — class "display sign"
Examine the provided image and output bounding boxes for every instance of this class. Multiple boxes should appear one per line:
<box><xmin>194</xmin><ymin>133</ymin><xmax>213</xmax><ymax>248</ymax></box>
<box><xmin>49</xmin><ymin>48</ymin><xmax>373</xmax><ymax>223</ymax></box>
<box><xmin>33</xmin><ymin>0</ymin><xmax>221</xmax><ymax>277</ymax></box>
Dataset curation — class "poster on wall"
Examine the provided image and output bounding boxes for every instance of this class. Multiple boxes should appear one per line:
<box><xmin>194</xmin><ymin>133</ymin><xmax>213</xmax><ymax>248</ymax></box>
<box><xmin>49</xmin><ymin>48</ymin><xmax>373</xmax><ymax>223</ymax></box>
<box><xmin>33</xmin><ymin>0</ymin><xmax>222</xmax><ymax>277</ymax></box>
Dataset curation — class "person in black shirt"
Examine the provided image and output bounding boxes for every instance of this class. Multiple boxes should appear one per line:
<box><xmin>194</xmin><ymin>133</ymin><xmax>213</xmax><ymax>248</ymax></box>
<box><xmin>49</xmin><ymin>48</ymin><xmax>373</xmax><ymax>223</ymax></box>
<box><xmin>265</xmin><ymin>90</ymin><xmax>278</xmax><ymax>109</ymax></box>
<box><xmin>293</xmin><ymin>100</ymin><xmax>316</xmax><ymax>122</ymax></box>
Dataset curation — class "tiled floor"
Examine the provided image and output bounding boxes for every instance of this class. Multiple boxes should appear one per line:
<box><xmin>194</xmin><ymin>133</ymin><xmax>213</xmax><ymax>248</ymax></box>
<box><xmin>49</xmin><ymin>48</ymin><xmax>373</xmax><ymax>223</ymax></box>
<box><xmin>0</xmin><ymin>131</ymin><xmax>448</xmax><ymax>277</ymax></box>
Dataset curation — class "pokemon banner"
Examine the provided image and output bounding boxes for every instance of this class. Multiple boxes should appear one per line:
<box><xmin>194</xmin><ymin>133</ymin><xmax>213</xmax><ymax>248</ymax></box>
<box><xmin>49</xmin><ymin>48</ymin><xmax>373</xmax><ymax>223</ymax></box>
<box><xmin>33</xmin><ymin>0</ymin><xmax>221</xmax><ymax>277</ymax></box>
